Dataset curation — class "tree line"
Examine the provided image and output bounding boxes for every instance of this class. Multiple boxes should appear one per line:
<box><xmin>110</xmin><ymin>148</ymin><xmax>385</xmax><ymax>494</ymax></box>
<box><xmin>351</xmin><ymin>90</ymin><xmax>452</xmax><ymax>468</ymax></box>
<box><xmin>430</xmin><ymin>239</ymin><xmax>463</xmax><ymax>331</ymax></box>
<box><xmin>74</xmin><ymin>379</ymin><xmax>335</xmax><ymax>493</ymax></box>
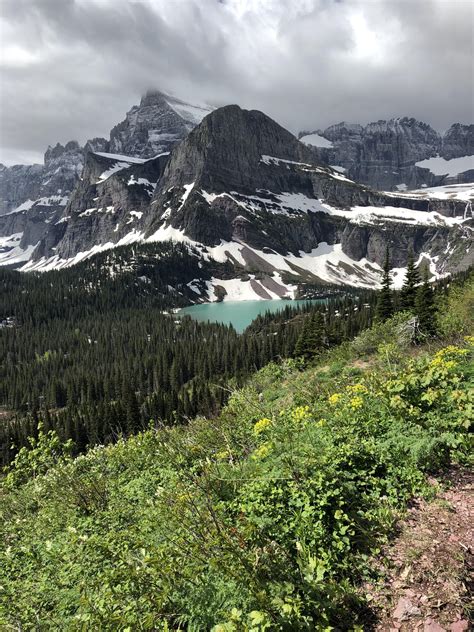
<box><xmin>1</xmin><ymin>240</ymin><xmax>466</xmax><ymax>466</ymax></box>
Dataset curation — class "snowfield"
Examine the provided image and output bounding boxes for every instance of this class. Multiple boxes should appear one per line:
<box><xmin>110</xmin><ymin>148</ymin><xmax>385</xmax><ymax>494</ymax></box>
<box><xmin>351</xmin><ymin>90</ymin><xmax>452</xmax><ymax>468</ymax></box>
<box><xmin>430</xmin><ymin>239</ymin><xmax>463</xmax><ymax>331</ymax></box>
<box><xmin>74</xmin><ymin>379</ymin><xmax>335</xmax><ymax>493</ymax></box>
<box><xmin>299</xmin><ymin>133</ymin><xmax>334</xmax><ymax>148</ymax></box>
<box><xmin>415</xmin><ymin>154</ymin><xmax>474</xmax><ymax>177</ymax></box>
<box><xmin>6</xmin><ymin>174</ymin><xmax>473</xmax><ymax>298</ymax></box>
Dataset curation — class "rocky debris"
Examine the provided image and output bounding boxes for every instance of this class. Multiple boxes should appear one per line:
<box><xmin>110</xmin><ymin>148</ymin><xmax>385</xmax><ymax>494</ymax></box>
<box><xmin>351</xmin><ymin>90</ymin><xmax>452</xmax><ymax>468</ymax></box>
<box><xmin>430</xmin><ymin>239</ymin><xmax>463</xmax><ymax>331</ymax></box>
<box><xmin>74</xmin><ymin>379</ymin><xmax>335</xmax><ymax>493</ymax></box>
<box><xmin>299</xmin><ymin>118</ymin><xmax>474</xmax><ymax>190</ymax></box>
<box><xmin>364</xmin><ymin>468</ymin><xmax>473</xmax><ymax>631</ymax></box>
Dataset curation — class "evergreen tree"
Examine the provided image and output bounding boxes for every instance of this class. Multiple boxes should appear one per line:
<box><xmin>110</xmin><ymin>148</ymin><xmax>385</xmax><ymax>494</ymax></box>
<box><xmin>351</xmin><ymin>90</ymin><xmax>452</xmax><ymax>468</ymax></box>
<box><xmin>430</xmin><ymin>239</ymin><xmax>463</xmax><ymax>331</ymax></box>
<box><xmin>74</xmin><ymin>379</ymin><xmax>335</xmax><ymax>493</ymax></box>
<box><xmin>294</xmin><ymin>311</ymin><xmax>324</xmax><ymax>360</ymax></box>
<box><xmin>415</xmin><ymin>268</ymin><xmax>437</xmax><ymax>338</ymax></box>
<box><xmin>400</xmin><ymin>251</ymin><xmax>420</xmax><ymax>312</ymax></box>
<box><xmin>122</xmin><ymin>381</ymin><xmax>141</xmax><ymax>435</ymax></box>
<box><xmin>376</xmin><ymin>247</ymin><xmax>393</xmax><ymax>321</ymax></box>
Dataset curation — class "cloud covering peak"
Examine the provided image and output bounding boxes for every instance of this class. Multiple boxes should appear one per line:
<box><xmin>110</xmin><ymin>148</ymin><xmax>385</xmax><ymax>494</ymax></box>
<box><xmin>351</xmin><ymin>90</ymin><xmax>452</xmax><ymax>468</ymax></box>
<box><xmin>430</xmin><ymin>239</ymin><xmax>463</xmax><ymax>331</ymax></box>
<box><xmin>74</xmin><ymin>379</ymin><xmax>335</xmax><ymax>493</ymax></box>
<box><xmin>0</xmin><ymin>0</ymin><xmax>472</xmax><ymax>165</ymax></box>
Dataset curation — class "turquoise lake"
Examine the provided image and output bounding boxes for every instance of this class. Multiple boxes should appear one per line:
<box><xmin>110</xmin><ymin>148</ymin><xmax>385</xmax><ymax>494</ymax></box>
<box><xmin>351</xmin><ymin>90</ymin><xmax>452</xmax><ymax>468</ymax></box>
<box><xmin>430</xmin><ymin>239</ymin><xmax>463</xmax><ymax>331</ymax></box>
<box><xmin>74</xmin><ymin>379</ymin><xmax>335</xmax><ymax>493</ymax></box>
<box><xmin>178</xmin><ymin>299</ymin><xmax>324</xmax><ymax>333</ymax></box>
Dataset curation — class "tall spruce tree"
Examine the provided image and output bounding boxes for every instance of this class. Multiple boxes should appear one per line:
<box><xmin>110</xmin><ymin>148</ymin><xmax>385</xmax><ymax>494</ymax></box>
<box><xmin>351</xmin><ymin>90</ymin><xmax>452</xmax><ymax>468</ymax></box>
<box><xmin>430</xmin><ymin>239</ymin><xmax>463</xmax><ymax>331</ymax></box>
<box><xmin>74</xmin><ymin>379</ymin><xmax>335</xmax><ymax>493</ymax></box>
<box><xmin>376</xmin><ymin>247</ymin><xmax>393</xmax><ymax>321</ymax></box>
<box><xmin>400</xmin><ymin>251</ymin><xmax>420</xmax><ymax>312</ymax></box>
<box><xmin>294</xmin><ymin>311</ymin><xmax>324</xmax><ymax>360</ymax></box>
<box><xmin>415</xmin><ymin>268</ymin><xmax>437</xmax><ymax>338</ymax></box>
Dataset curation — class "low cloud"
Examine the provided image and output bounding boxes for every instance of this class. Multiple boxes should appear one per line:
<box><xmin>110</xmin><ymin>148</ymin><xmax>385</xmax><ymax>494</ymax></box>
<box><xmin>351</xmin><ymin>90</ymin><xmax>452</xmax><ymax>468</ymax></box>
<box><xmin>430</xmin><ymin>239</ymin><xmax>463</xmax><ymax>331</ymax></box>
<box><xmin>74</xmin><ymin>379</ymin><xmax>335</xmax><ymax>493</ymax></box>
<box><xmin>0</xmin><ymin>0</ymin><xmax>472</xmax><ymax>164</ymax></box>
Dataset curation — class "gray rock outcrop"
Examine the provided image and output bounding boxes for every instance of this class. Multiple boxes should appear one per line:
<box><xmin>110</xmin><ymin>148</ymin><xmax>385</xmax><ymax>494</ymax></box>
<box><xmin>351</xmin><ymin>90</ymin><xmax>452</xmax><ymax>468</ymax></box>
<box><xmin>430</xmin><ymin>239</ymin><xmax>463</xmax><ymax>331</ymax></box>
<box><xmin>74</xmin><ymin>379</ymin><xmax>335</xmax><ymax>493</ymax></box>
<box><xmin>299</xmin><ymin>118</ymin><xmax>474</xmax><ymax>190</ymax></box>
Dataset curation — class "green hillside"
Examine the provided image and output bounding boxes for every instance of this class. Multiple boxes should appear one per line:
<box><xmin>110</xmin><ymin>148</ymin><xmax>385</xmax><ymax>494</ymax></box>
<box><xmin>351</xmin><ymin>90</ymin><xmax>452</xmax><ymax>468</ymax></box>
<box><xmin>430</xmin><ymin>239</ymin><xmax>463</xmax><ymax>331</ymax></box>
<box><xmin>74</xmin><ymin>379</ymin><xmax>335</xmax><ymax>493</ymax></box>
<box><xmin>1</xmin><ymin>277</ymin><xmax>473</xmax><ymax>631</ymax></box>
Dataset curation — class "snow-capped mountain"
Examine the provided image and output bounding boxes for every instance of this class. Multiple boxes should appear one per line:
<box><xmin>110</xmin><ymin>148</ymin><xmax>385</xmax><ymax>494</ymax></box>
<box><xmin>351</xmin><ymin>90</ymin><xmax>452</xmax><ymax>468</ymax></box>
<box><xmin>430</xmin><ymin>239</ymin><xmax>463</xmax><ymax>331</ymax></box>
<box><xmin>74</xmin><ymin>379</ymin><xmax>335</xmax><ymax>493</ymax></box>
<box><xmin>299</xmin><ymin>118</ymin><xmax>474</xmax><ymax>191</ymax></box>
<box><xmin>0</xmin><ymin>90</ymin><xmax>213</xmax><ymax>266</ymax></box>
<box><xmin>0</xmin><ymin>141</ymin><xmax>85</xmax><ymax>266</ymax></box>
<box><xmin>108</xmin><ymin>90</ymin><xmax>214</xmax><ymax>158</ymax></box>
<box><xmin>17</xmin><ymin>105</ymin><xmax>472</xmax><ymax>300</ymax></box>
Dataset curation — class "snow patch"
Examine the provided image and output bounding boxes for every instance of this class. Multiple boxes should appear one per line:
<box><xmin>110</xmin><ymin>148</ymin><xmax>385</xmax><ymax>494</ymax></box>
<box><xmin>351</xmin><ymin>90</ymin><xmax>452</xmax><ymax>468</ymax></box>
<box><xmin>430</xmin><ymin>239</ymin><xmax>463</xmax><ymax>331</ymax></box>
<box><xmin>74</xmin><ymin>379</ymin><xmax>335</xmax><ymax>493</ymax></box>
<box><xmin>300</xmin><ymin>133</ymin><xmax>333</xmax><ymax>148</ymax></box>
<box><xmin>415</xmin><ymin>154</ymin><xmax>474</xmax><ymax>177</ymax></box>
<box><xmin>0</xmin><ymin>241</ymin><xmax>39</xmax><ymax>265</ymax></box>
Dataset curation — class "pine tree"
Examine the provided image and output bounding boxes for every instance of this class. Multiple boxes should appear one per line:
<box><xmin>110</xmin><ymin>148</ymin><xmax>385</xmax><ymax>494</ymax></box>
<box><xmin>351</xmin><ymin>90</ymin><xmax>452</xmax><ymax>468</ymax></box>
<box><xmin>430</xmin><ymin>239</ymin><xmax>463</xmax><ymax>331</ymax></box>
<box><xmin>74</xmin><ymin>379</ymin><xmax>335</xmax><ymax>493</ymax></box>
<box><xmin>400</xmin><ymin>251</ymin><xmax>420</xmax><ymax>312</ymax></box>
<box><xmin>415</xmin><ymin>268</ymin><xmax>437</xmax><ymax>338</ymax></box>
<box><xmin>294</xmin><ymin>311</ymin><xmax>324</xmax><ymax>360</ymax></box>
<box><xmin>376</xmin><ymin>247</ymin><xmax>393</xmax><ymax>321</ymax></box>
<box><xmin>122</xmin><ymin>381</ymin><xmax>141</xmax><ymax>435</ymax></box>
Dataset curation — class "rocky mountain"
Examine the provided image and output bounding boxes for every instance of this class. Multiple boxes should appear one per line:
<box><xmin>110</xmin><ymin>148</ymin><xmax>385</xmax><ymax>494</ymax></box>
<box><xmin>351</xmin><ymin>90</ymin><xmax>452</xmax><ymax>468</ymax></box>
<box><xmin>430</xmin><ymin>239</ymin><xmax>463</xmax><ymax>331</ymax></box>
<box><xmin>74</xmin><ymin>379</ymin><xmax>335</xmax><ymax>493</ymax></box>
<box><xmin>0</xmin><ymin>140</ymin><xmax>83</xmax><ymax>216</ymax></box>
<box><xmin>299</xmin><ymin>118</ymin><xmax>474</xmax><ymax>191</ymax></box>
<box><xmin>108</xmin><ymin>90</ymin><xmax>213</xmax><ymax>158</ymax></box>
<box><xmin>32</xmin><ymin>151</ymin><xmax>170</xmax><ymax>265</ymax></box>
<box><xmin>0</xmin><ymin>90</ymin><xmax>213</xmax><ymax>266</ymax></box>
<box><xmin>0</xmin><ymin>141</ymin><xmax>85</xmax><ymax>266</ymax></box>
<box><xmin>16</xmin><ymin>106</ymin><xmax>472</xmax><ymax>301</ymax></box>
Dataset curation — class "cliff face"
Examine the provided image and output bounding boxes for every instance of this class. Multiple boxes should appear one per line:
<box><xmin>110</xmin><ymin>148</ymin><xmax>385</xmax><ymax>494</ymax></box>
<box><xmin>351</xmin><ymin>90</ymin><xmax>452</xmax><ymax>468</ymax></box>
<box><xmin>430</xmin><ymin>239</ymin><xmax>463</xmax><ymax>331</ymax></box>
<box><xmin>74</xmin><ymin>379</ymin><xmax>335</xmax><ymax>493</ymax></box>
<box><xmin>0</xmin><ymin>141</ymin><xmax>83</xmax><ymax>216</ymax></box>
<box><xmin>2</xmin><ymin>104</ymin><xmax>472</xmax><ymax>292</ymax></box>
<box><xmin>299</xmin><ymin>118</ymin><xmax>474</xmax><ymax>191</ymax></box>
<box><xmin>46</xmin><ymin>151</ymin><xmax>169</xmax><ymax>261</ymax></box>
<box><xmin>0</xmin><ymin>141</ymin><xmax>87</xmax><ymax>265</ymax></box>
<box><xmin>140</xmin><ymin>107</ymin><xmax>471</xmax><ymax>287</ymax></box>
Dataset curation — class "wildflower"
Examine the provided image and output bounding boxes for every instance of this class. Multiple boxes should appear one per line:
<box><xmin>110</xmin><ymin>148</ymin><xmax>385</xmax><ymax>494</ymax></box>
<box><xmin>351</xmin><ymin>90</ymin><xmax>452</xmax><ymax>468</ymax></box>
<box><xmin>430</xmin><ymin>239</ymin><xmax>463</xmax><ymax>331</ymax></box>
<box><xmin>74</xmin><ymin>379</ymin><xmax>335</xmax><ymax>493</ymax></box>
<box><xmin>329</xmin><ymin>393</ymin><xmax>342</xmax><ymax>405</ymax></box>
<box><xmin>216</xmin><ymin>450</ymin><xmax>230</xmax><ymax>460</ymax></box>
<box><xmin>430</xmin><ymin>350</ymin><xmax>464</xmax><ymax>371</ymax></box>
<box><xmin>349</xmin><ymin>396</ymin><xmax>363</xmax><ymax>410</ymax></box>
<box><xmin>349</xmin><ymin>383</ymin><xmax>368</xmax><ymax>394</ymax></box>
<box><xmin>253</xmin><ymin>417</ymin><xmax>272</xmax><ymax>435</ymax></box>
<box><xmin>252</xmin><ymin>442</ymin><xmax>272</xmax><ymax>460</ymax></box>
<box><xmin>290</xmin><ymin>405</ymin><xmax>311</xmax><ymax>424</ymax></box>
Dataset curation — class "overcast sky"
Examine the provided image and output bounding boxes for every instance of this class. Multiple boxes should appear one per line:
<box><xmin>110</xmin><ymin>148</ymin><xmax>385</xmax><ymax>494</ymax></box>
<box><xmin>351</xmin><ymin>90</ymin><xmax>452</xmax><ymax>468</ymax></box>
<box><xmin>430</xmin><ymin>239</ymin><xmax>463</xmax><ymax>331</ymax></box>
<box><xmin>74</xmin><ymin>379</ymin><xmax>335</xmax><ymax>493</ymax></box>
<box><xmin>0</xmin><ymin>0</ymin><xmax>472</xmax><ymax>165</ymax></box>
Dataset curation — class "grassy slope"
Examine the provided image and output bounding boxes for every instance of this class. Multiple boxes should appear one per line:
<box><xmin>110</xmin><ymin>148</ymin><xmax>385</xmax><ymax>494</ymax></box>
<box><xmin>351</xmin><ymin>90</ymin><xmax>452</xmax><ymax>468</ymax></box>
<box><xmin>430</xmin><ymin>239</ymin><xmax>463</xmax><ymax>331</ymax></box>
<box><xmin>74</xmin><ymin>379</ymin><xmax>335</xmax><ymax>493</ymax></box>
<box><xmin>1</xmin><ymin>282</ymin><xmax>473</xmax><ymax>631</ymax></box>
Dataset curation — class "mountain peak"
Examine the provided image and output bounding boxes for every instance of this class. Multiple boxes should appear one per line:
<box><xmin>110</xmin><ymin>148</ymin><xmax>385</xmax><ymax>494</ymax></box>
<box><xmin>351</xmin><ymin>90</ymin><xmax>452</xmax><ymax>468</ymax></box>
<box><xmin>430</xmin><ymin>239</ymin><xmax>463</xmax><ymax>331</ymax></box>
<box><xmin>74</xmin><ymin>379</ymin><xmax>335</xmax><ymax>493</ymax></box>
<box><xmin>108</xmin><ymin>89</ymin><xmax>213</xmax><ymax>159</ymax></box>
<box><xmin>139</xmin><ymin>90</ymin><xmax>169</xmax><ymax>108</ymax></box>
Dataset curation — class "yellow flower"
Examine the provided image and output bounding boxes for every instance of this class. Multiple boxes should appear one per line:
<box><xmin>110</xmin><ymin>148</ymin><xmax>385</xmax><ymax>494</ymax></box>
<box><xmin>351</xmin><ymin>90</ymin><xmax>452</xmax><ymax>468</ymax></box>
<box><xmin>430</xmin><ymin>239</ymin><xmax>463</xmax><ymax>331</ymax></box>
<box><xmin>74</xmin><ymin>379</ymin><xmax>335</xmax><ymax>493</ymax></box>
<box><xmin>290</xmin><ymin>405</ymin><xmax>311</xmax><ymax>424</ymax></box>
<box><xmin>329</xmin><ymin>393</ymin><xmax>342</xmax><ymax>405</ymax></box>
<box><xmin>252</xmin><ymin>442</ymin><xmax>272</xmax><ymax>460</ymax></box>
<box><xmin>350</xmin><ymin>396</ymin><xmax>364</xmax><ymax>410</ymax></box>
<box><xmin>349</xmin><ymin>383</ymin><xmax>368</xmax><ymax>394</ymax></box>
<box><xmin>253</xmin><ymin>417</ymin><xmax>272</xmax><ymax>435</ymax></box>
<box><xmin>216</xmin><ymin>450</ymin><xmax>230</xmax><ymax>460</ymax></box>
<box><xmin>317</xmin><ymin>418</ymin><xmax>326</xmax><ymax>427</ymax></box>
<box><xmin>389</xmin><ymin>394</ymin><xmax>405</xmax><ymax>409</ymax></box>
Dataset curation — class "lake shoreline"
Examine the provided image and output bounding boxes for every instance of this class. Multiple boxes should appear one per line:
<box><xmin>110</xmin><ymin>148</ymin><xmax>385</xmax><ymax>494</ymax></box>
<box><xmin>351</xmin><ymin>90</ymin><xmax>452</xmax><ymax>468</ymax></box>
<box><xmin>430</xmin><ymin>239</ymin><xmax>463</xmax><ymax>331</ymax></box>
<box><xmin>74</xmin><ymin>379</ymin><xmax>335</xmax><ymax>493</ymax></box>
<box><xmin>178</xmin><ymin>298</ymin><xmax>326</xmax><ymax>333</ymax></box>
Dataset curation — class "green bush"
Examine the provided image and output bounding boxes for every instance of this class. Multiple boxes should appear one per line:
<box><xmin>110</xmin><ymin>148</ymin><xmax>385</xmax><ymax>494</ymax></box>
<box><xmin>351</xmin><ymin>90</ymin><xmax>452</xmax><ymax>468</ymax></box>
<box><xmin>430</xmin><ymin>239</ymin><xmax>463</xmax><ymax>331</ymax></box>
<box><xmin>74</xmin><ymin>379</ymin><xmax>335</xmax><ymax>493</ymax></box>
<box><xmin>1</xmin><ymin>337</ymin><xmax>472</xmax><ymax>630</ymax></box>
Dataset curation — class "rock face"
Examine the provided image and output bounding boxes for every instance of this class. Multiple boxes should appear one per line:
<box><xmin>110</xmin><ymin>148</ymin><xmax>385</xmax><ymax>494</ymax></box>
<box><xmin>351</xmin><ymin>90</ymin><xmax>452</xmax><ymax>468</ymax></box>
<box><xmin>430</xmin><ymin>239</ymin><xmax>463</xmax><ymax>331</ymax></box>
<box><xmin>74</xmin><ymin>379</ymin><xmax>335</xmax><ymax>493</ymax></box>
<box><xmin>108</xmin><ymin>90</ymin><xmax>213</xmax><ymax>158</ymax></box>
<box><xmin>39</xmin><ymin>151</ymin><xmax>169</xmax><ymax>262</ymax></box>
<box><xmin>2</xmin><ymin>104</ymin><xmax>472</xmax><ymax>292</ymax></box>
<box><xmin>299</xmin><ymin>118</ymin><xmax>474</xmax><ymax>190</ymax></box>
<box><xmin>0</xmin><ymin>141</ymin><xmax>83</xmax><ymax>216</ymax></box>
<box><xmin>0</xmin><ymin>90</ymin><xmax>212</xmax><ymax>265</ymax></box>
<box><xmin>442</xmin><ymin>123</ymin><xmax>474</xmax><ymax>159</ymax></box>
<box><xmin>0</xmin><ymin>141</ymin><xmax>85</xmax><ymax>266</ymax></box>
<box><xmin>140</xmin><ymin>106</ymin><xmax>471</xmax><ymax>288</ymax></box>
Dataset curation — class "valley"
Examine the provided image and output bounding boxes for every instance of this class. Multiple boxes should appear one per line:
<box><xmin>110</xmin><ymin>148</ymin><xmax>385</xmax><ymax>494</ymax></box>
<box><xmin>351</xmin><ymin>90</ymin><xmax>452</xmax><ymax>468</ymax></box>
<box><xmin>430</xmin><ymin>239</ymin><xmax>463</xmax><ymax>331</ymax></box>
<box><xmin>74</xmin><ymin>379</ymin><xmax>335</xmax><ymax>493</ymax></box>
<box><xmin>0</xmin><ymin>18</ymin><xmax>472</xmax><ymax>627</ymax></box>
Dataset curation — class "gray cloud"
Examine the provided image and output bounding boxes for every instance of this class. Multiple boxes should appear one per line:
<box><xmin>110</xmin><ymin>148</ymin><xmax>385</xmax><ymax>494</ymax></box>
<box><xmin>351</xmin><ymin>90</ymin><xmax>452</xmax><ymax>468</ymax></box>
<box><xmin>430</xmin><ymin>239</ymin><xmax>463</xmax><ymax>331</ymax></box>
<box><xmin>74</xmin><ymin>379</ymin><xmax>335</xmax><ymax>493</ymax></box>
<box><xmin>0</xmin><ymin>0</ymin><xmax>472</xmax><ymax>165</ymax></box>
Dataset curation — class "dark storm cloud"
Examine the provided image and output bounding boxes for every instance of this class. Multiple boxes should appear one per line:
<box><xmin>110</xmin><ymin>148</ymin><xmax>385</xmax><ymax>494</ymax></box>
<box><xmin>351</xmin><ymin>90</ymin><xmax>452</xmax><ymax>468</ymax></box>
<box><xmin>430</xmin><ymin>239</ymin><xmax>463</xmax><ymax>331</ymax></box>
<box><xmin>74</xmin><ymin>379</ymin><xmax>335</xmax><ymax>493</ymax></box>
<box><xmin>0</xmin><ymin>0</ymin><xmax>472</xmax><ymax>165</ymax></box>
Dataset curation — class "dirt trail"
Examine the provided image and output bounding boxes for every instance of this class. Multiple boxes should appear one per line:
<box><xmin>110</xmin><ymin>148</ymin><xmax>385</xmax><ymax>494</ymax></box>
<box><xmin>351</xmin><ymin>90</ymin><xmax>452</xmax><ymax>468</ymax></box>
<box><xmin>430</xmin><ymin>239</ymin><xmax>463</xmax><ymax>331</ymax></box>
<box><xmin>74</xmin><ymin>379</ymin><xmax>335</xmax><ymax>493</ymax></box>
<box><xmin>365</xmin><ymin>468</ymin><xmax>473</xmax><ymax>631</ymax></box>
